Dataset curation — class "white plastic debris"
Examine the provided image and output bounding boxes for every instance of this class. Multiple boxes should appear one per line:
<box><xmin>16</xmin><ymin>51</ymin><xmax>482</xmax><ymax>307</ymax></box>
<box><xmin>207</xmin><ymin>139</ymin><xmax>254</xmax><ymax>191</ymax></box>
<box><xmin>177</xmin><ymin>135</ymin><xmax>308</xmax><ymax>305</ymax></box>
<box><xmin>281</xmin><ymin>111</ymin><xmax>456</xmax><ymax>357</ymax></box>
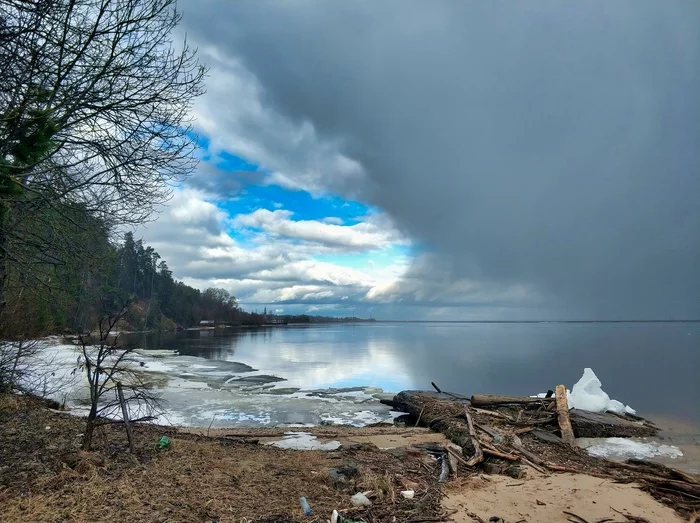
<box><xmin>331</xmin><ymin>509</ymin><xmax>340</xmax><ymax>523</ymax></box>
<box><xmin>350</xmin><ymin>492</ymin><xmax>372</xmax><ymax>506</ymax></box>
<box><xmin>567</xmin><ymin>368</ymin><xmax>636</xmax><ymax>415</ymax></box>
<box><xmin>577</xmin><ymin>437</ymin><xmax>683</xmax><ymax>460</ymax></box>
<box><xmin>400</xmin><ymin>490</ymin><xmax>415</xmax><ymax>499</ymax></box>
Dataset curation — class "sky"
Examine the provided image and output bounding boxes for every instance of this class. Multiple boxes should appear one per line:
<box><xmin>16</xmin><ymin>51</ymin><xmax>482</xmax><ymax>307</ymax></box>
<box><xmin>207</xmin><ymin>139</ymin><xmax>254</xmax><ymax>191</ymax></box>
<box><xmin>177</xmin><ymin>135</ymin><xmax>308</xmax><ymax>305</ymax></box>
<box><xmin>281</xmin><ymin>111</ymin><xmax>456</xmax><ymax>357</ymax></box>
<box><xmin>138</xmin><ymin>1</ymin><xmax>700</xmax><ymax>320</ymax></box>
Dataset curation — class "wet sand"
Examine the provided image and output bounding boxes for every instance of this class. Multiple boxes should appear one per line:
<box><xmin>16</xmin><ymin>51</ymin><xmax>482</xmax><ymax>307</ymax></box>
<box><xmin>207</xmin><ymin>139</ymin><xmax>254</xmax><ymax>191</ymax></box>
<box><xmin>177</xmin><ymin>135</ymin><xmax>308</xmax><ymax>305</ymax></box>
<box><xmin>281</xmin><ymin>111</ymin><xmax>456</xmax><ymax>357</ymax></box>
<box><xmin>648</xmin><ymin>414</ymin><xmax>700</xmax><ymax>475</ymax></box>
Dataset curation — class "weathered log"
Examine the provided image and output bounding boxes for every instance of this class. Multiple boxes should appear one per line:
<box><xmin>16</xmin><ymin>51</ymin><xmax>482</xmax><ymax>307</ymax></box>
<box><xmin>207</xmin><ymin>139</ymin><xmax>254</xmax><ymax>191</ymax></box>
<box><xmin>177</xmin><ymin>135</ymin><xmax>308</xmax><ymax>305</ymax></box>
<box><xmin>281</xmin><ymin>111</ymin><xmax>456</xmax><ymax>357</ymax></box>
<box><xmin>471</xmin><ymin>394</ymin><xmax>554</xmax><ymax>407</ymax></box>
<box><xmin>445</xmin><ymin>443</ymin><xmax>462</xmax><ymax>475</ymax></box>
<box><xmin>555</xmin><ymin>384</ymin><xmax>576</xmax><ymax>449</ymax></box>
<box><xmin>464</xmin><ymin>407</ymin><xmax>484</xmax><ymax>466</ymax></box>
<box><xmin>569</xmin><ymin>409</ymin><xmax>659</xmax><ymax>438</ymax></box>
<box><xmin>532</xmin><ymin>429</ymin><xmax>564</xmax><ymax>445</ymax></box>
<box><xmin>392</xmin><ymin>391</ymin><xmax>475</xmax><ymax>455</ymax></box>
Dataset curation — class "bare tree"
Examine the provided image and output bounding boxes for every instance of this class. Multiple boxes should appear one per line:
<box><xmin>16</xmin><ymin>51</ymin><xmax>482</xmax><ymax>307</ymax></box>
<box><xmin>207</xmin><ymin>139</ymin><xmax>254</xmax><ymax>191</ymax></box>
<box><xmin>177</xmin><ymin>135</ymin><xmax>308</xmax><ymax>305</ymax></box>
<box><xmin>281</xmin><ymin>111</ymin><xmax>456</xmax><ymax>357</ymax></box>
<box><xmin>78</xmin><ymin>303</ymin><xmax>162</xmax><ymax>450</ymax></box>
<box><xmin>0</xmin><ymin>0</ymin><xmax>206</xmax><ymax>312</ymax></box>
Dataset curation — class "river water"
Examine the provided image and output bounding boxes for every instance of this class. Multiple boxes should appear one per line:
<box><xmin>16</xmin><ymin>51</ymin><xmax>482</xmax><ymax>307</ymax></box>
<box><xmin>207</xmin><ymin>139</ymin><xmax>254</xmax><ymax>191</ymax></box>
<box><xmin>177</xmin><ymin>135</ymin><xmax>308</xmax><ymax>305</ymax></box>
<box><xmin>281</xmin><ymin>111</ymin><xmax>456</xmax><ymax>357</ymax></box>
<box><xmin>118</xmin><ymin>321</ymin><xmax>700</xmax><ymax>425</ymax></box>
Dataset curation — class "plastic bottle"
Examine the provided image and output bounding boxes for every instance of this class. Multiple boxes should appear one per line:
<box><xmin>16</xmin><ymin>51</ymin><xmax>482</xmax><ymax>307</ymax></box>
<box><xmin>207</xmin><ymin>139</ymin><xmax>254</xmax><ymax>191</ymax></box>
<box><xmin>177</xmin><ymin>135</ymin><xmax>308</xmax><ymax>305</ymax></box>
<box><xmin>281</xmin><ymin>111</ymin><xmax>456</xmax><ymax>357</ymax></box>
<box><xmin>157</xmin><ymin>436</ymin><xmax>170</xmax><ymax>449</ymax></box>
<box><xmin>299</xmin><ymin>496</ymin><xmax>311</xmax><ymax>515</ymax></box>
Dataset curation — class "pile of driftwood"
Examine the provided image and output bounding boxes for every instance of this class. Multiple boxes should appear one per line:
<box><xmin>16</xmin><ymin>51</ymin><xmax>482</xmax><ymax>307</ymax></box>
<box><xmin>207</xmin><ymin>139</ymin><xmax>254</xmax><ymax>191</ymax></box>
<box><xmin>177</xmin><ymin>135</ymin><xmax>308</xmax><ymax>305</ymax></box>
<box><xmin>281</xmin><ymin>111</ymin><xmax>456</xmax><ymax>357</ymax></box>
<box><xmin>383</xmin><ymin>385</ymin><xmax>700</xmax><ymax>519</ymax></box>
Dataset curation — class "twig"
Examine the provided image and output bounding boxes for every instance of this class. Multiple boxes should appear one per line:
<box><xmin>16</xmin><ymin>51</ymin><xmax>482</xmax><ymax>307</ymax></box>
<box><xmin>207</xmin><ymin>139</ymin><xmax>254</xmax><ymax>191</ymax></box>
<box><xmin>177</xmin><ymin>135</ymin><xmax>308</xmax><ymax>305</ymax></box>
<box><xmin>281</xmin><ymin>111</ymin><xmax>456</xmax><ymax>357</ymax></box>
<box><xmin>610</xmin><ymin>507</ymin><xmax>653</xmax><ymax>523</ymax></box>
<box><xmin>415</xmin><ymin>406</ymin><xmax>425</xmax><ymax>427</ymax></box>
<box><xmin>475</xmin><ymin>423</ymin><xmax>502</xmax><ymax>439</ymax></box>
<box><xmin>431</xmin><ymin>381</ymin><xmax>442</xmax><ymax>393</ymax></box>
<box><xmin>521</xmin><ymin>456</ymin><xmax>548</xmax><ymax>474</ymax></box>
<box><xmin>563</xmin><ymin>511</ymin><xmax>590</xmax><ymax>523</ymax></box>
<box><xmin>445</xmin><ymin>445</ymin><xmax>471</xmax><ymax>467</ymax></box>
<box><xmin>464</xmin><ymin>408</ymin><xmax>484</xmax><ymax>467</ymax></box>
<box><xmin>466</xmin><ymin>512</ymin><xmax>488</xmax><ymax>523</ymax></box>
<box><xmin>207</xmin><ymin>414</ymin><xmax>217</xmax><ymax>437</ymax></box>
<box><xmin>472</xmin><ymin>407</ymin><xmax>515</xmax><ymax>422</ymax></box>
<box><xmin>483</xmin><ymin>447</ymin><xmax>519</xmax><ymax>461</ymax></box>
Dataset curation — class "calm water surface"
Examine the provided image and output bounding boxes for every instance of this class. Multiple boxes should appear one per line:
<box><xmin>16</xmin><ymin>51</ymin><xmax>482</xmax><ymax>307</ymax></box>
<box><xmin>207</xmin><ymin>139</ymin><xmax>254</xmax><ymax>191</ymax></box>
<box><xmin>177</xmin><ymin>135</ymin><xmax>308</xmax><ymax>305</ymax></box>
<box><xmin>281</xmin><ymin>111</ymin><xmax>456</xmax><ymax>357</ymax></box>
<box><xmin>124</xmin><ymin>322</ymin><xmax>700</xmax><ymax>421</ymax></box>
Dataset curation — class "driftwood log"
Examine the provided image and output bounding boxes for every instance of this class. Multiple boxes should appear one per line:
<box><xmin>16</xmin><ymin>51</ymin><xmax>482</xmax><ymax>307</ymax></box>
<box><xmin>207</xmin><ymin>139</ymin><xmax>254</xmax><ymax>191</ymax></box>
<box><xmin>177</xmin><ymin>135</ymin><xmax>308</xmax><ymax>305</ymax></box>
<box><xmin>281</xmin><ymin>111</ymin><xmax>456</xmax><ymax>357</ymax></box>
<box><xmin>554</xmin><ymin>384</ymin><xmax>576</xmax><ymax>448</ymax></box>
<box><xmin>568</xmin><ymin>409</ymin><xmax>658</xmax><ymax>438</ymax></box>
<box><xmin>471</xmin><ymin>394</ymin><xmax>554</xmax><ymax>407</ymax></box>
<box><xmin>392</xmin><ymin>391</ymin><xmax>476</xmax><ymax>455</ymax></box>
<box><xmin>394</xmin><ymin>390</ymin><xmax>658</xmax><ymax>440</ymax></box>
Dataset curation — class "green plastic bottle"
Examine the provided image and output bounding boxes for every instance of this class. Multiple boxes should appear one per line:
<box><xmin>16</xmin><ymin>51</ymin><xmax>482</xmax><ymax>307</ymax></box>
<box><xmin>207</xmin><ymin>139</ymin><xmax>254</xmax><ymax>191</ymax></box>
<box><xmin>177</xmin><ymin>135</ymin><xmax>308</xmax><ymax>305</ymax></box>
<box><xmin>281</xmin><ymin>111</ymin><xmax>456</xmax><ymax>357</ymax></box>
<box><xmin>157</xmin><ymin>436</ymin><xmax>170</xmax><ymax>449</ymax></box>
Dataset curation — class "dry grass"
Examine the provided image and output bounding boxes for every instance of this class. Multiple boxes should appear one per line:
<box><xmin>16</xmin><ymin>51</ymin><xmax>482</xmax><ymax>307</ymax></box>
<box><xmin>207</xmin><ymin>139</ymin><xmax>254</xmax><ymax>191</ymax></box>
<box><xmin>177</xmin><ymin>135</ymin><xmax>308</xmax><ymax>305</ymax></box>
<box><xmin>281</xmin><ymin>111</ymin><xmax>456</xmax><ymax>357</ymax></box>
<box><xmin>3</xmin><ymin>439</ymin><xmax>341</xmax><ymax>522</ymax></box>
<box><xmin>0</xmin><ymin>394</ymin><xmax>449</xmax><ymax>523</ymax></box>
<box><xmin>0</xmin><ymin>392</ymin><xmax>21</xmax><ymax>412</ymax></box>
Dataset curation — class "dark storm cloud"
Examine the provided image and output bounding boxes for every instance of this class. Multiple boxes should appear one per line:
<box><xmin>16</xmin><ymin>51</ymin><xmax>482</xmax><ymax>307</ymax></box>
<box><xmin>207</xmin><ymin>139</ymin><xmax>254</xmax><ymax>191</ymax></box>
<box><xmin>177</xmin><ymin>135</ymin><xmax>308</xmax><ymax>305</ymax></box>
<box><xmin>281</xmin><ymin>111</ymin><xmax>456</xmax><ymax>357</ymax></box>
<box><xmin>181</xmin><ymin>1</ymin><xmax>700</xmax><ymax>319</ymax></box>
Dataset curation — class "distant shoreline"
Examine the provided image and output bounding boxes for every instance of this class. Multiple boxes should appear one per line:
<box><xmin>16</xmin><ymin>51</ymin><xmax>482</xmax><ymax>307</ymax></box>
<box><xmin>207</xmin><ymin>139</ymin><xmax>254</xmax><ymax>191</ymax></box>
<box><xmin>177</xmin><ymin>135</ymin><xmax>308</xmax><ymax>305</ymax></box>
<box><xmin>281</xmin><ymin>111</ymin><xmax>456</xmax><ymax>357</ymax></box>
<box><xmin>377</xmin><ymin>319</ymin><xmax>700</xmax><ymax>324</ymax></box>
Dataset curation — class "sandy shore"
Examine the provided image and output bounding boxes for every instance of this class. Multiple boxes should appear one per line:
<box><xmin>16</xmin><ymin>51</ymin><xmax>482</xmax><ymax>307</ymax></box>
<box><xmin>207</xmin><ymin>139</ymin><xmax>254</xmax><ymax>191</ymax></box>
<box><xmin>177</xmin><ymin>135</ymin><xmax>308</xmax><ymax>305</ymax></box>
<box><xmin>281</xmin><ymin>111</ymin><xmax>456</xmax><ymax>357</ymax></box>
<box><xmin>444</xmin><ymin>472</ymin><xmax>686</xmax><ymax>523</ymax></box>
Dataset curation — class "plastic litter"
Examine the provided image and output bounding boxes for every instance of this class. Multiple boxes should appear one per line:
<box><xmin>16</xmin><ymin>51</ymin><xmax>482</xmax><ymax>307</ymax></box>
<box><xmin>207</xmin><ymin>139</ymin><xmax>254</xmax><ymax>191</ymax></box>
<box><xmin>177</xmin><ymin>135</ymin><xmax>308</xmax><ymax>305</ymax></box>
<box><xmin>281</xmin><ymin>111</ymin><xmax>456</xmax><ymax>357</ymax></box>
<box><xmin>330</xmin><ymin>509</ymin><xmax>340</xmax><ymax>523</ymax></box>
<box><xmin>350</xmin><ymin>492</ymin><xmax>372</xmax><ymax>506</ymax></box>
<box><xmin>400</xmin><ymin>490</ymin><xmax>415</xmax><ymax>499</ymax></box>
<box><xmin>157</xmin><ymin>436</ymin><xmax>170</xmax><ymax>449</ymax></box>
<box><xmin>438</xmin><ymin>454</ymin><xmax>450</xmax><ymax>482</ymax></box>
<box><xmin>299</xmin><ymin>496</ymin><xmax>311</xmax><ymax>515</ymax></box>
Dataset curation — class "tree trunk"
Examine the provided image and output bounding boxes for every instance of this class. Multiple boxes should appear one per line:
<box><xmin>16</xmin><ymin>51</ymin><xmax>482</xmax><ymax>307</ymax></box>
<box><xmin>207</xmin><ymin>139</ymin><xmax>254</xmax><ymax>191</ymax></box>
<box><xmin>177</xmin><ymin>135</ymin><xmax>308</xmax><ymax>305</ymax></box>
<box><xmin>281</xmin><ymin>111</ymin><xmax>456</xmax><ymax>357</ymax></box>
<box><xmin>82</xmin><ymin>405</ymin><xmax>98</xmax><ymax>450</ymax></box>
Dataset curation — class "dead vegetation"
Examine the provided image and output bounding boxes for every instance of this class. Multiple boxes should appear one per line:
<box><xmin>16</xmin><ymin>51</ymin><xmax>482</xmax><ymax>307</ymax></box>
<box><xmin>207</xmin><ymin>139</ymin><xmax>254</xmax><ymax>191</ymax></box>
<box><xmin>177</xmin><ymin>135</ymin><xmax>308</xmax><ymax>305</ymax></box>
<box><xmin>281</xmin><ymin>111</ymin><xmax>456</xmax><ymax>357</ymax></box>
<box><xmin>0</xmin><ymin>394</ymin><xmax>452</xmax><ymax>522</ymax></box>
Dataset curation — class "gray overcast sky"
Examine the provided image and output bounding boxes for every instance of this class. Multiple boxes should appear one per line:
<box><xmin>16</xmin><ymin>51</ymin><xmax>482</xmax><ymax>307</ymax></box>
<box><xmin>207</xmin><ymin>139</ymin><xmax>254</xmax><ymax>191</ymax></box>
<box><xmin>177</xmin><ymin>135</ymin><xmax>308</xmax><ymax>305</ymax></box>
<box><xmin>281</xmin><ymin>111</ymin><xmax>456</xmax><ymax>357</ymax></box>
<box><xmin>158</xmin><ymin>1</ymin><xmax>700</xmax><ymax>319</ymax></box>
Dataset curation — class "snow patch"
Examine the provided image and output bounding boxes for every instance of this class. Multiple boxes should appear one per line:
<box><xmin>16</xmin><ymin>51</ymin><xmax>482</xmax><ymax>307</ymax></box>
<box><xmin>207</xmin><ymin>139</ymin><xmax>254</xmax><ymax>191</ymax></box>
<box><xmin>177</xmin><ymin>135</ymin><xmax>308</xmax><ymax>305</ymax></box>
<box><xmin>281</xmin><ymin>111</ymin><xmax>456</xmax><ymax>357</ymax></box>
<box><xmin>266</xmin><ymin>432</ymin><xmax>341</xmax><ymax>451</ymax></box>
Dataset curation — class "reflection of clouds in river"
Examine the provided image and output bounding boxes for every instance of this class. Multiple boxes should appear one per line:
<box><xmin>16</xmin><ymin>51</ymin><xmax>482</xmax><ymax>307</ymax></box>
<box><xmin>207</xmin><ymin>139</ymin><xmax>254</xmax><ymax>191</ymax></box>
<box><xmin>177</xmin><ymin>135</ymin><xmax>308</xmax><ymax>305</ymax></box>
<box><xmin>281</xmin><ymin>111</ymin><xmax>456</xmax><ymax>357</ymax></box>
<box><xmin>225</xmin><ymin>334</ymin><xmax>413</xmax><ymax>392</ymax></box>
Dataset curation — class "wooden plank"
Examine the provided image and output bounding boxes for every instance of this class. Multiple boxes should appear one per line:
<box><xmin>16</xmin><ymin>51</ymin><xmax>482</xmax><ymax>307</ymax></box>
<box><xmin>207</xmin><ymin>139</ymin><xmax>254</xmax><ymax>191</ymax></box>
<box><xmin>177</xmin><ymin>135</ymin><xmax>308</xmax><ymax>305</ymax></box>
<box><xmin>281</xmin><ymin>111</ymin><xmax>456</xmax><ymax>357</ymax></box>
<box><xmin>555</xmin><ymin>384</ymin><xmax>576</xmax><ymax>449</ymax></box>
<box><xmin>471</xmin><ymin>394</ymin><xmax>553</xmax><ymax>407</ymax></box>
<box><xmin>464</xmin><ymin>408</ymin><xmax>484</xmax><ymax>467</ymax></box>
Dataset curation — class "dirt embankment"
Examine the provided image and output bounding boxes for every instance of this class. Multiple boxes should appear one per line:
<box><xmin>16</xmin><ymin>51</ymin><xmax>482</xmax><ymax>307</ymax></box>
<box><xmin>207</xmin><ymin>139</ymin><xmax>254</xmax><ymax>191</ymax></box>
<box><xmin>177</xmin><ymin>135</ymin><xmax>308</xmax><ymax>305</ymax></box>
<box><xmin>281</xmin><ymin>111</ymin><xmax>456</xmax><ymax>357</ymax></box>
<box><xmin>0</xmin><ymin>394</ymin><xmax>696</xmax><ymax>523</ymax></box>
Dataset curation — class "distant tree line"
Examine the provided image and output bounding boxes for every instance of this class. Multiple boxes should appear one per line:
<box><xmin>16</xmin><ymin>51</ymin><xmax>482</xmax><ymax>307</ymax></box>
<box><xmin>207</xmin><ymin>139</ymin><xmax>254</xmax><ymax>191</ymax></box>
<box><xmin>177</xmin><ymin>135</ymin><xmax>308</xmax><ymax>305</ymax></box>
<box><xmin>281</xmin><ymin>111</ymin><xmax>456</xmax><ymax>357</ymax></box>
<box><xmin>0</xmin><ymin>229</ymin><xmax>374</xmax><ymax>337</ymax></box>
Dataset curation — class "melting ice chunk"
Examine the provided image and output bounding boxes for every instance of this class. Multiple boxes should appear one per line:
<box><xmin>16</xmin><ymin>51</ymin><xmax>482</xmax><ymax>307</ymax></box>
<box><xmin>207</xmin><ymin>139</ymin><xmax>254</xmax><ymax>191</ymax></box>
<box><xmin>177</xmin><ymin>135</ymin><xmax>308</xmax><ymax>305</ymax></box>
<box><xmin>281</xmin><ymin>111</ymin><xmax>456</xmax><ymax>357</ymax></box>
<box><xmin>567</xmin><ymin>368</ymin><xmax>636</xmax><ymax>415</ymax></box>
<box><xmin>578</xmin><ymin>437</ymin><xmax>683</xmax><ymax>460</ymax></box>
